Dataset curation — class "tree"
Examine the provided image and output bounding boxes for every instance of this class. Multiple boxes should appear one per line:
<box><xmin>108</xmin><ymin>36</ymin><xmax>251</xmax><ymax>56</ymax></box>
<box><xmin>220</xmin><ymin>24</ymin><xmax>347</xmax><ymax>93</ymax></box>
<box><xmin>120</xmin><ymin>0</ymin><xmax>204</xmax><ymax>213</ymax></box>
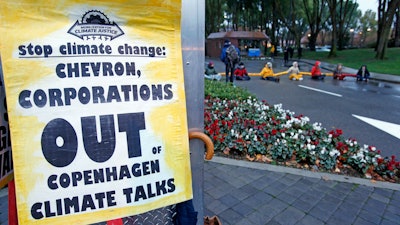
<box><xmin>326</xmin><ymin>0</ymin><xmax>338</xmax><ymax>57</ymax></box>
<box><xmin>205</xmin><ymin>0</ymin><xmax>225</xmax><ymax>37</ymax></box>
<box><xmin>376</xmin><ymin>0</ymin><xmax>400</xmax><ymax>59</ymax></box>
<box><xmin>359</xmin><ymin>9</ymin><xmax>377</xmax><ymax>47</ymax></box>
<box><xmin>302</xmin><ymin>0</ymin><xmax>329</xmax><ymax>51</ymax></box>
<box><xmin>275</xmin><ymin>0</ymin><xmax>308</xmax><ymax>49</ymax></box>
<box><xmin>335</xmin><ymin>0</ymin><xmax>358</xmax><ymax>50</ymax></box>
<box><xmin>393</xmin><ymin>4</ymin><xmax>400</xmax><ymax>46</ymax></box>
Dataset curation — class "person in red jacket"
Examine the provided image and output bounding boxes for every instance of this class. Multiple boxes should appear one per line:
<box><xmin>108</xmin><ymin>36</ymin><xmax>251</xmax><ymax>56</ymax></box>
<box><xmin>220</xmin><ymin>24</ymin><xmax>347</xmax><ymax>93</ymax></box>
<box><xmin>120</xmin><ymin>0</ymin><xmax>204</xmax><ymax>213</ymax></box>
<box><xmin>310</xmin><ymin>61</ymin><xmax>326</xmax><ymax>80</ymax></box>
<box><xmin>234</xmin><ymin>62</ymin><xmax>251</xmax><ymax>80</ymax></box>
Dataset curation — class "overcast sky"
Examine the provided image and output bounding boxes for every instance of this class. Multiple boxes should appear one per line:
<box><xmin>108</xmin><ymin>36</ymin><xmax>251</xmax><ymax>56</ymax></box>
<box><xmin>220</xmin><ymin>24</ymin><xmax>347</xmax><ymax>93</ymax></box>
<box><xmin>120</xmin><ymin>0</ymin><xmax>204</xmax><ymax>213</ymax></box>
<box><xmin>357</xmin><ymin>0</ymin><xmax>378</xmax><ymax>14</ymax></box>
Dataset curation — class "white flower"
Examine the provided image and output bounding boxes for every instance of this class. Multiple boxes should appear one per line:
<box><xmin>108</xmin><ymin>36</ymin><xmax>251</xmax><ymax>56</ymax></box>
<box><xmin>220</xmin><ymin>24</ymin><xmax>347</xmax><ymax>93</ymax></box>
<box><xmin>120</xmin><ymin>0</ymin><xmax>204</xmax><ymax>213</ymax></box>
<box><xmin>282</xmin><ymin>133</ymin><xmax>286</xmax><ymax>138</ymax></box>
<box><xmin>329</xmin><ymin>149</ymin><xmax>340</xmax><ymax>157</ymax></box>
<box><xmin>313</xmin><ymin>122</ymin><xmax>322</xmax><ymax>131</ymax></box>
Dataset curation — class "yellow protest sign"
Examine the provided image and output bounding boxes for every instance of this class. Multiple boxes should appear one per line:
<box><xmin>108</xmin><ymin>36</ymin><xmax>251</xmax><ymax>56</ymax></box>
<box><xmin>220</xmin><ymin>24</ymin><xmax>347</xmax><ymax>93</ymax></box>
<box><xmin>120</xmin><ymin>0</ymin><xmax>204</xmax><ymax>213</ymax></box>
<box><xmin>0</xmin><ymin>1</ymin><xmax>192</xmax><ymax>224</ymax></box>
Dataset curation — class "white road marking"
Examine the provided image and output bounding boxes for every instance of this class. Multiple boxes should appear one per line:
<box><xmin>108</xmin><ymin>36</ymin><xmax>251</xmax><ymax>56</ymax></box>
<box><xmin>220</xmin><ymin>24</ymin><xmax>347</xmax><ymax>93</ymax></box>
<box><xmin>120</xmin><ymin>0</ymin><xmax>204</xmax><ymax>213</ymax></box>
<box><xmin>353</xmin><ymin>114</ymin><xmax>400</xmax><ymax>139</ymax></box>
<box><xmin>298</xmin><ymin>85</ymin><xmax>342</xmax><ymax>97</ymax></box>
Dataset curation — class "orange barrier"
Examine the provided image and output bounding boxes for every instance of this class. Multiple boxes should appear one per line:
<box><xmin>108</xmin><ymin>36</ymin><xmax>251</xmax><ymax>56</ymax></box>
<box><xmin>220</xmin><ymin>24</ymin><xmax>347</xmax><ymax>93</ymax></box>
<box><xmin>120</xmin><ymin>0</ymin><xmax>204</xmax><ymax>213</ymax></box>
<box><xmin>220</xmin><ymin>72</ymin><xmax>334</xmax><ymax>77</ymax></box>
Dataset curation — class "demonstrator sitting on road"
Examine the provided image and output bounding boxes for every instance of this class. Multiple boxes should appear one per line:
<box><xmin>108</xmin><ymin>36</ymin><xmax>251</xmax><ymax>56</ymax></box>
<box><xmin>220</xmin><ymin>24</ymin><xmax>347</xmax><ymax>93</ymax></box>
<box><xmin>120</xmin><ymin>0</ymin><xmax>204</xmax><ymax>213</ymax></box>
<box><xmin>259</xmin><ymin>62</ymin><xmax>280</xmax><ymax>82</ymax></box>
<box><xmin>204</xmin><ymin>62</ymin><xmax>221</xmax><ymax>81</ymax></box>
<box><xmin>259</xmin><ymin>62</ymin><xmax>287</xmax><ymax>82</ymax></box>
<box><xmin>310</xmin><ymin>61</ymin><xmax>326</xmax><ymax>80</ymax></box>
<box><xmin>234</xmin><ymin>62</ymin><xmax>251</xmax><ymax>81</ymax></box>
<box><xmin>333</xmin><ymin>63</ymin><xmax>356</xmax><ymax>80</ymax></box>
<box><xmin>287</xmin><ymin>61</ymin><xmax>303</xmax><ymax>81</ymax></box>
<box><xmin>356</xmin><ymin>64</ymin><xmax>370</xmax><ymax>82</ymax></box>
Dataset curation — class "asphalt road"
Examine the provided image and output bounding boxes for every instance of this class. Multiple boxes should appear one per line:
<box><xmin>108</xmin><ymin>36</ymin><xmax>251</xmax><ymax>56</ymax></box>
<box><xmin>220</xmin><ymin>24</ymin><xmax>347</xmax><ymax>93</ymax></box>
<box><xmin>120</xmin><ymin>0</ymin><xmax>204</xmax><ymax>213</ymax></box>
<box><xmin>208</xmin><ymin>57</ymin><xmax>400</xmax><ymax>159</ymax></box>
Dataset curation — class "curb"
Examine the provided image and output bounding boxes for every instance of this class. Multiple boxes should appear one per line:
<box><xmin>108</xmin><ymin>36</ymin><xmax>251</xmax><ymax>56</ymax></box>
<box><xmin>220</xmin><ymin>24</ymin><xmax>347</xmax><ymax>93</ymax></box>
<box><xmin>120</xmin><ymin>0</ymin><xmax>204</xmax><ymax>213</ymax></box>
<box><xmin>209</xmin><ymin>156</ymin><xmax>400</xmax><ymax>191</ymax></box>
<box><xmin>298</xmin><ymin>59</ymin><xmax>400</xmax><ymax>84</ymax></box>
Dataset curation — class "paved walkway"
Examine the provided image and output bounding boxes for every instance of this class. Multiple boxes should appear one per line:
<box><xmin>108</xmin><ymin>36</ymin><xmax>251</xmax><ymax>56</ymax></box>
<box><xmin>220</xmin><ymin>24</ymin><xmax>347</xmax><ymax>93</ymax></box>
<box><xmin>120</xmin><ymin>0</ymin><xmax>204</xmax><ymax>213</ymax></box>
<box><xmin>204</xmin><ymin>157</ymin><xmax>400</xmax><ymax>225</ymax></box>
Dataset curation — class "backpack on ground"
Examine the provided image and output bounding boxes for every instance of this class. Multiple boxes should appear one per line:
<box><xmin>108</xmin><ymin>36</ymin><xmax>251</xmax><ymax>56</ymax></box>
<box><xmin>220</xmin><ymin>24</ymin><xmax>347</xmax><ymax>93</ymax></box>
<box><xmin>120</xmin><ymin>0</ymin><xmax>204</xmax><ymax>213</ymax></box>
<box><xmin>226</xmin><ymin>44</ymin><xmax>239</xmax><ymax>63</ymax></box>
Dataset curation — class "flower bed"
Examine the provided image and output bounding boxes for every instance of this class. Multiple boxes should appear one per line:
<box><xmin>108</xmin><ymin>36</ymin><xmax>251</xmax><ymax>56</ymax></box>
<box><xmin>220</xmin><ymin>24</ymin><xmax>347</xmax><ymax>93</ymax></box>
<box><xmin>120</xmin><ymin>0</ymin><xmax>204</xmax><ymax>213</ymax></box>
<box><xmin>204</xmin><ymin>80</ymin><xmax>400</xmax><ymax>183</ymax></box>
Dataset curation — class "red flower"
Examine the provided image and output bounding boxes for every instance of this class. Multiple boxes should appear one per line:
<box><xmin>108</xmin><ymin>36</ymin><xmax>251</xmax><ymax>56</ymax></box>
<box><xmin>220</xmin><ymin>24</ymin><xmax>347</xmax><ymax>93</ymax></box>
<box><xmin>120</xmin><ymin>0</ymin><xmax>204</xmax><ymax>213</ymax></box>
<box><xmin>271</xmin><ymin>129</ymin><xmax>277</xmax><ymax>135</ymax></box>
<box><xmin>329</xmin><ymin>129</ymin><xmax>343</xmax><ymax>138</ymax></box>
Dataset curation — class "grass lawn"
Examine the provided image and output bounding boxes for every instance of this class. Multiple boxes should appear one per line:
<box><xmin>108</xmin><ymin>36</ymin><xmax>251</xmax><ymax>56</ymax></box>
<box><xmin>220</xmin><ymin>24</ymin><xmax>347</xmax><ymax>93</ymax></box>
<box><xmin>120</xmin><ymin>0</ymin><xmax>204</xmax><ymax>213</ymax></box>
<box><xmin>302</xmin><ymin>47</ymin><xmax>400</xmax><ymax>75</ymax></box>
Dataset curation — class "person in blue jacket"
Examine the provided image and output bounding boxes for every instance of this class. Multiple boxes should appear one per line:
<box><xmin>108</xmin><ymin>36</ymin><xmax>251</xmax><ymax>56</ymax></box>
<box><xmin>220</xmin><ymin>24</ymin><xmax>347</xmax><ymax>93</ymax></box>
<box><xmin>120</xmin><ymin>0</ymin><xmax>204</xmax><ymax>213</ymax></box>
<box><xmin>220</xmin><ymin>39</ymin><xmax>240</xmax><ymax>83</ymax></box>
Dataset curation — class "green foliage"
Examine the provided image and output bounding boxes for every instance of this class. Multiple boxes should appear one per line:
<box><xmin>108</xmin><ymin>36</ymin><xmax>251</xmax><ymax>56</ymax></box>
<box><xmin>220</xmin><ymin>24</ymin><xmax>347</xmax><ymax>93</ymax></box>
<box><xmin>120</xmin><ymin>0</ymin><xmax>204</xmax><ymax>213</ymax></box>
<box><xmin>204</xmin><ymin>79</ymin><xmax>256</xmax><ymax>100</ymax></box>
<box><xmin>303</xmin><ymin>47</ymin><xmax>400</xmax><ymax>75</ymax></box>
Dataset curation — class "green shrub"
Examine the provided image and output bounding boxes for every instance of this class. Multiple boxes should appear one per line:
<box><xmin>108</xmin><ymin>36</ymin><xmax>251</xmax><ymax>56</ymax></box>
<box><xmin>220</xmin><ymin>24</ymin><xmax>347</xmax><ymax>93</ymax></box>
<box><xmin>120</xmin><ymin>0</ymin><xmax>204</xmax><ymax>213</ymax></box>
<box><xmin>204</xmin><ymin>79</ymin><xmax>256</xmax><ymax>100</ymax></box>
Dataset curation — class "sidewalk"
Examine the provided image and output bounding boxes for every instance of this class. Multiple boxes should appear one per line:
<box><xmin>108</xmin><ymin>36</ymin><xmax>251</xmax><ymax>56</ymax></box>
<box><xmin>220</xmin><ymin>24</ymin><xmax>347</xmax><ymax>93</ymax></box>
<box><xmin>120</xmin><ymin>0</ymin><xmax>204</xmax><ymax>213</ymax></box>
<box><xmin>204</xmin><ymin>157</ymin><xmax>400</xmax><ymax>225</ymax></box>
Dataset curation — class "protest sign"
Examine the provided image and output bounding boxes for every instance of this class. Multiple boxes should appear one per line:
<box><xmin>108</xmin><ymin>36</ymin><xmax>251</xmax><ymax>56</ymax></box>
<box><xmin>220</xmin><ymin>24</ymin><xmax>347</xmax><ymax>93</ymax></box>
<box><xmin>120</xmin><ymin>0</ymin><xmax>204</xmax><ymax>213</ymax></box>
<box><xmin>0</xmin><ymin>1</ymin><xmax>192</xmax><ymax>224</ymax></box>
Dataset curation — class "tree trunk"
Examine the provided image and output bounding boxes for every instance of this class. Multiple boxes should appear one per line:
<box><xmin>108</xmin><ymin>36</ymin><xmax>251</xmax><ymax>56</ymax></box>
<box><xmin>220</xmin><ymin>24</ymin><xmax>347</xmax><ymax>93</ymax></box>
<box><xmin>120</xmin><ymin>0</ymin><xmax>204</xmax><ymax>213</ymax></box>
<box><xmin>376</xmin><ymin>0</ymin><xmax>400</xmax><ymax>59</ymax></box>
<box><xmin>395</xmin><ymin>6</ymin><xmax>400</xmax><ymax>47</ymax></box>
<box><xmin>327</xmin><ymin>0</ymin><xmax>338</xmax><ymax>57</ymax></box>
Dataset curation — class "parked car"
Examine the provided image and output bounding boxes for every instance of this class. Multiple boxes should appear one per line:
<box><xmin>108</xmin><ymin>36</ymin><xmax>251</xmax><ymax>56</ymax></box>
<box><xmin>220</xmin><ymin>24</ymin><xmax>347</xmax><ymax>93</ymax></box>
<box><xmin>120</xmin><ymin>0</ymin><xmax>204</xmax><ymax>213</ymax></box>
<box><xmin>315</xmin><ymin>46</ymin><xmax>330</xmax><ymax>52</ymax></box>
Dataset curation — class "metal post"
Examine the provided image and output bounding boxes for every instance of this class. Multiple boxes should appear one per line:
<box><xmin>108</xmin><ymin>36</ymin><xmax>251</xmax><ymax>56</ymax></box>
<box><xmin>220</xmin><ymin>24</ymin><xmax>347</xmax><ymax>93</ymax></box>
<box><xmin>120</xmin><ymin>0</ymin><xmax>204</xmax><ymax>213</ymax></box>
<box><xmin>181</xmin><ymin>0</ymin><xmax>205</xmax><ymax>224</ymax></box>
